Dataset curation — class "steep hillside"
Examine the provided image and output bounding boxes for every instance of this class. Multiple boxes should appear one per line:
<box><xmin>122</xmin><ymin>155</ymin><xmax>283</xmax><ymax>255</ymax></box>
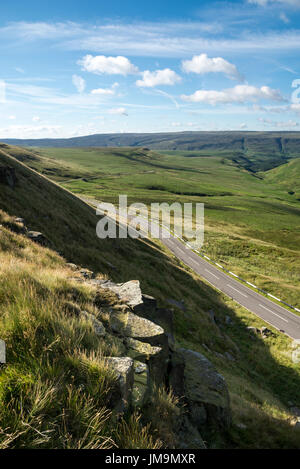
<box><xmin>1</xmin><ymin>145</ymin><xmax>300</xmax><ymax>448</ymax></box>
<box><xmin>9</xmin><ymin>144</ymin><xmax>300</xmax><ymax>307</ymax></box>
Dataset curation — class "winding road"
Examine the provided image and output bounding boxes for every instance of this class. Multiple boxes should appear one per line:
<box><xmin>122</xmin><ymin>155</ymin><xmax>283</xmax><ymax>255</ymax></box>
<box><xmin>83</xmin><ymin>196</ymin><xmax>300</xmax><ymax>340</ymax></box>
<box><xmin>163</xmin><ymin>235</ymin><xmax>300</xmax><ymax>340</ymax></box>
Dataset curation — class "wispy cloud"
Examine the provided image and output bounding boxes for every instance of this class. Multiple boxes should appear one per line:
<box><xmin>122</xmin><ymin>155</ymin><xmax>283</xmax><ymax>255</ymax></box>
<box><xmin>258</xmin><ymin>117</ymin><xmax>299</xmax><ymax>127</ymax></box>
<box><xmin>5</xmin><ymin>82</ymin><xmax>117</xmax><ymax>108</ymax></box>
<box><xmin>72</xmin><ymin>74</ymin><xmax>86</xmax><ymax>93</ymax></box>
<box><xmin>248</xmin><ymin>0</ymin><xmax>300</xmax><ymax>7</ymax></box>
<box><xmin>0</xmin><ymin>124</ymin><xmax>62</xmax><ymax>139</ymax></box>
<box><xmin>1</xmin><ymin>21</ymin><xmax>300</xmax><ymax>57</ymax></box>
<box><xmin>108</xmin><ymin>107</ymin><xmax>128</xmax><ymax>116</ymax></box>
<box><xmin>181</xmin><ymin>84</ymin><xmax>285</xmax><ymax>105</ymax></box>
<box><xmin>279</xmin><ymin>12</ymin><xmax>290</xmax><ymax>23</ymax></box>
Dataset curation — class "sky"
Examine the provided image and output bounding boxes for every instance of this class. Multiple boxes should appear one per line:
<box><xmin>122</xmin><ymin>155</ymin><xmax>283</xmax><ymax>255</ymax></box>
<box><xmin>0</xmin><ymin>0</ymin><xmax>300</xmax><ymax>138</ymax></box>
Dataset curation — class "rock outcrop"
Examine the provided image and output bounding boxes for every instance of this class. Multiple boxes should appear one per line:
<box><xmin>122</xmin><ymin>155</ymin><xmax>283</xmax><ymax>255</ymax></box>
<box><xmin>12</xmin><ymin>225</ymin><xmax>231</xmax><ymax>448</ymax></box>
<box><xmin>27</xmin><ymin>231</ymin><xmax>48</xmax><ymax>246</ymax></box>
<box><xmin>79</xmin><ymin>277</ymin><xmax>232</xmax><ymax>446</ymax></box>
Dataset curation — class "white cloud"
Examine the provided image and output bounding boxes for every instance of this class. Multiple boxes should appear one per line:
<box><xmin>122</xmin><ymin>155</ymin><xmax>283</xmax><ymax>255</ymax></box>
<box><xmin>136</xmin><ymin>69</ymin><xmax>181</xmax><ymax>87</ymax></box>
<box><xmin>108</xmin><ymin>107</ymin><xmax>128</xmax><ymax>116</ymax></box>
<box><xmin>72</xmin><ymin>74</ymin><xmax>86</xmax><ymax>93</ymax></box>
<box><xmin>8</xmin><ymin>115</ymin><xmax>16</xmax><ymax>120</ymax></box>
<box><xmin>182</xmin><ymin>54</ymin><xmax>243</xmax><ymax>81</ymax></box>
<box><xmin>91</xmin><ymin>88</ymin><xmax>115</xmax><ymax>95</ymax></box>
<box><xmin>248</xmin><ymin>0</ymin><xmax>300</xmax><ymax>6</ymax></box>
<box><xmin>181</xmin><ymin>84</ymin><xmax>284</xmax><ymax>105</ymax></box>
<box><xmin>78</xmin><ymin>55</ymin><xmax>138</xmax><ymax>75</ymax></box>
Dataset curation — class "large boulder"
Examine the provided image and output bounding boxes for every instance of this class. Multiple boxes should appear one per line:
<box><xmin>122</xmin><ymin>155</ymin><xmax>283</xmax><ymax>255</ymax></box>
<box><xmin>99</xmin><ymin>280</ymin><xmax>157</xmax><ymax>316</ymax></box>
<box><xmin>27</xmin><ymin>231</ymin><xmax>48</xmax><ymax>246</ymax></box>
<box><xmin>178</xmin><ymin>349</ymin><xmax>231</xmax><ymax>431</ymax></box>
<box><xmin>105</xmin><ymin>357</ymin><xmax>134</xmax><ymax>413</ymax></box>
<box><xmin>109</xmin><ymin>311</ymin><xmax>169</xmax><ymax>382</ymax></box>
<box><xmin>101</xmin><ymin>280</ymin><xmax>143</xmax><ymax>309</ymax></box>
<box><xmin>109</xmin><ymin>310</ymin><xmax>164</xmax><ymax>344</ymax></box>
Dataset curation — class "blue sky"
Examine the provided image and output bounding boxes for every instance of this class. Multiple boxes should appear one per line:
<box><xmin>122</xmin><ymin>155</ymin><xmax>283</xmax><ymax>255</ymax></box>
<box><xmin>0</xmin><ymin>0</ymin><xmax>300</xmax><ymax>138</ymax></box>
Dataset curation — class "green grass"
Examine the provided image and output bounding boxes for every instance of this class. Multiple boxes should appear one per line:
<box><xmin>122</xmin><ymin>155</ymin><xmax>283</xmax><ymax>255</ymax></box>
<box><xmin>0</xmin><ymin>216</ymin><xmax>165</xmax><ymax>449</ymax></box>
<box><xmin>264</xmin><ymin>158</ymin><xmax>300</xmax><ymax>199</ymax></box>
<box><xmin>17</xmin><ymin>145</ymin><xmax>300</xmax><ymax>308</ymax></box>
<box><xmin>1</xmin><ymin>144</ymin><xmax>300</xmax><ymax>448</ymax></box>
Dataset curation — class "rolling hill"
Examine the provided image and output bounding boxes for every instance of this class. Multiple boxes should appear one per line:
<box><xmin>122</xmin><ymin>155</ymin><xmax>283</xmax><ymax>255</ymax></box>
<box><xmin>2</xmin><ymin>131</ymin><xmax>300</xmax><ymax>156</ymax></box>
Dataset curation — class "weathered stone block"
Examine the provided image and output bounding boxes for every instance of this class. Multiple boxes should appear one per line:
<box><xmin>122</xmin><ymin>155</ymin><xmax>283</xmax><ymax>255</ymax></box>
<box><xmin>105</xmin><ymin>357</ymin><xmax>134</xmax><ymax>413</ymax></box>
<box><xmin>132</xmin><ymin>361</ymin><xmax>150</xmax><ymax>409</ymax></box>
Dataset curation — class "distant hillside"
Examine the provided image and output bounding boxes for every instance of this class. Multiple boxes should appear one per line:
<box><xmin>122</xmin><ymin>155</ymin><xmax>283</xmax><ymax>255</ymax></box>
<box><xmin>2</xmin><ymin>131</ymin><xmax>300</xmax><ymax>155</ymax></box>
<box><xmin>264</xmin><ymin>158</ymin><xmax>300</xmax><ymax>198</ymax></box>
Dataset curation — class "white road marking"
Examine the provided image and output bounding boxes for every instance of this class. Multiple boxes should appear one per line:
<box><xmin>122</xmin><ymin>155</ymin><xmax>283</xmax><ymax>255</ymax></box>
<box><xmin>205</xmin><ymin>269</ymin><xmax>220</xmax><ymax>280</ymax></box>
<box><xmin>247</xmin><ymin>282</ymin><xmax>258</xmax><ymax>289</ymax></box>
<box><xmin>227</xmin><ymin>284</ymin><xmax>248</xmax><ymax>298</ymax></box>
<box><xmin>229</xmin><ymin>271</ymin><xmax>238</xmax><ymax>278</ymax></box>
<box><xmin>259</xmin><ymin>304</ymin><xmax>289</xmax><ymax>323</ymax></box>
<box><xmin>268</xmin><ymin>293</ymin><xmax>281</xmax><ymax>302</ymax></box>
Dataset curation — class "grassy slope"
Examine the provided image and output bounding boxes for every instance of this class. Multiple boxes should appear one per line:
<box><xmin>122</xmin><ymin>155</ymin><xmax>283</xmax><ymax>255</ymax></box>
<box><xmin>0</xmin><ymin>210</ymin><xmax>169</xmax><ymax>449</ymax></box>
<box><xmin>1</xmin><ymin>145</ymin><xmax>300</xmax><ymax>448</ymax></box>
<box><xmin>264</xmin><ymin>158</ymin><xmax>300</xmax><ymax>198</ymax></box>
<box><xmin>19</xmin><ymin>145</ymin><xmax>300</xmax><ymax>309</ymax></box>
